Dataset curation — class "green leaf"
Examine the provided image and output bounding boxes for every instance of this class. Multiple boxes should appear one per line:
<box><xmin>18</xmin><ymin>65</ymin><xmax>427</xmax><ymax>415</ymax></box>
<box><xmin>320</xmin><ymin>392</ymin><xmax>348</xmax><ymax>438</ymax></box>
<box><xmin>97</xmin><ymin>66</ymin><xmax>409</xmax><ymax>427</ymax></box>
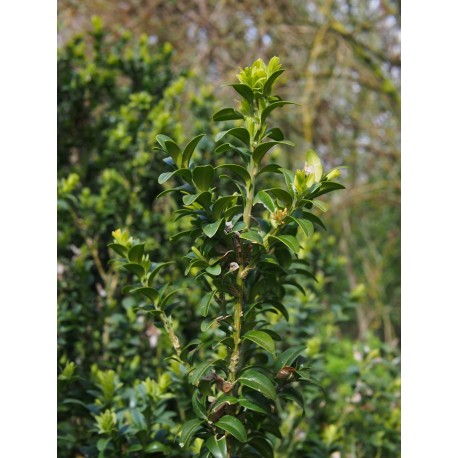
<box><xmin>192</xmin><ymin>391</ymin><xmax>208</xmax><ymax>420</ymax></box>
<box><xmin>206</xmin><ymin>264</ymin><xmax>222</xmax><ymax>276</ymax></box>
<box><xmin>243</xmin><ymin>330</ymin><xmax>275</xmax><ymax>354</ymax></box>
<box><xmin>130</xmin><ymin>287</ymin><xmax>158</xmax><ymax>302</ymax></box>
<box><xmin>213</xmin><ymin>107</ymin><xmax>245</xmax><ymax>122</ymax></box>
<box><xmin>205</xmin><ymin>435</ymin><xmax>227</xmax><ymax>458</ymax></box>
<box><xmin>215</xmin><ymin>416</ymin><xmax>247</xmax><ymax>443</ymax></box>
<box><xmin>252</xmin><ymin>141</ymin><xmax>294</xmax><ymax>165</ymax></box>
<box><xmin>210</xmin><ymin>395</ymin><xmax>239</xmax><ymax>412</ymax></box>
<box><xmin>259</xmin><ymin>163</ymin><xmax>282</xmax><ymax>175</ymax></box>
<box><xmin>301</xmin><ymin>211</ymin><xmax>326</xmax><ymax>230</ymax></box>
<box><xmin>227</xmin><ymin>83</ymin><xmax>254</xmax><ymax>104</ymax></box>
<box><xmin>183</xmin><ymin>191</ymin><xmax>212</xmax><ymax>208</ymax></box>
<box><xmin>128</xmin><ymin>243</ymin><xmax>144</xmax><ymax>263</ymax></box>
<box><xmin>214</xmin><ymin>143</ymin><xmax>234</xmax><ymax>154</ymax></box>
<box><xmin>144</xmin><ymin>442</ymin><xmax>170</xmax><ymax>453</ymax></box>
<box><xmin>238</xmin><ymin>398</ymin><xmax>270</xmax><ymax>415</ymax></box>
<box><xmin>254</xmin><ymin>190</ymin><xmax>276</xmax><ymax>213</ymax></box>
<box><xmin>193</xmin><ymin>165</ymin><xmax>215</xmax><ymax>191</ymax></box>
<box><xmin>203</xmin><ymin>219</ymin><xmax>224</xmax><ymax>238</ymax></box>
<box><xmin>274</xmin><ymin>346</ymin><xmax>305</xmax><ymax>373</ymax></box>
<box><xmin>126</xmin><ymin>444</ymin><xmax>143</xmax><ymax>452</ymax></box>
<box><xmin>148</xmin><ymin>261</ymin><xmax>175</xmax><ymax>285</ymax></box>
<box><xmin>269</xmin><ymin>235</ymin><xmax>301</xmax><ymax>254</ymax></box>
<box><xmin>310</xmin><ymin>181</ymin><xmax>345</xmax><ymax>198</ymax></box>
<box><xmin>182</xmin><ymin>134</ymin><xmax>205</xmax><ymax>168</ymax></box>
<box><xmin>215</xmin><ymin>128</ymin><xmax>251</xmax><ymax>148</ymax></box>
<box><xmin>215</xmin><ymin>164</ymin><xmax>251</xmax><ymax>184</ymax></box>
<box><xmin>179</xmin><ymin>419</ymin><xmax>203</xmax><ymax>448</ymax></box>
<box><xmin>122</xmin><ymin>263</ymin><xmax>145</xmax><ymax>279</ymax></box>
<box><xmin>261</xmin><ymin>101</ymin><xmax>295</xmax><ymax>124</ymax></box>
<box><xmin>158</xmin><ymin>168</ymin><xmax>192</xmax><ymax>185</ymax></box>
<box><xmin>265</xmin><ymin>187</ymin><xmax>293</xmax><ymax>207</ymax></box>
<box><xmin>108</xmin><ymin>243</ymin><xmax>127</xmax><ymax>257</ymax></box>
<box><xmin>264</xmin><ymin>127</ymin><xmax>284</xmax><ymax>141</ymax></box>
<box><xmin>96</xmin><ymin>438</ymin><xmax>111</xmax><ymax>452</ymax></box>
<box><xmin>189</xmin><ymin>361</ymin><xmax>213</xmax><ymax>385</ymax></box>
<box><xmin>164</xmin><ymin>140</ymin><xmax>182</xmax><ymax>167</ymax></box>
<box><xmin>238</xmin><ymin>369</ymin><xmax>276</xmax><ymax>400</ymax></box>
<box><xmin>287</xmin><ymin>216</ymin><xmax>314</xmax><ymax>237</ymax></box>
<box><xmin>305</xmin><ymin>149</ymin><xmax>323</xmax><ymax>184</ymax></box>
<box><xmin>212</xmin><ymin>195</ymin><xmax>238</xmax><ymax>219</ymax></box>
<box><xmin>240</xmin><ymin>231</ymin><xmax>264</xmax><ymax>245</ymax></box>
<box><xmin>199</xmin><ymin>290</ymin><xmax>218</xmax><ymax>317</ymax></box>
<box><xmin>263</xmin><ymin>69</ymin><xmax>285</xmax><ymax>95</ymax></box>
<box><xmin>249</xmin><ymin>437</ymin><xmax>274</xmax><ymax>458</ymax></box>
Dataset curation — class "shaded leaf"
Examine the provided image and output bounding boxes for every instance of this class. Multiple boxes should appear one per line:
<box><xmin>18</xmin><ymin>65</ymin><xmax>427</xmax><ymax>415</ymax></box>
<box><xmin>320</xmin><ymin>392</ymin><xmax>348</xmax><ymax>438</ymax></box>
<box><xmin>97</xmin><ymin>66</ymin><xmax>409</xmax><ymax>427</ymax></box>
<box><xmin>269</xmin><ymin>235</ymin><xmax>301</xmax><ymax>254</ymax></box>
<box><xmin>182</xmin><ymin>134</ymin><xmax>205</xmax><ymax>168</ymax></box>
<box><xmin>193</xmin><ymin>165</ymin><xmax>215</xmax><ymax>192</ymax></box>
<box><xmin>179</xmin><ymin>419</ymin><xmax>203</xmax><ymax>448</ymax></box>
<box><xmin>238</xmin><ymin>369</ymin><xmax>276</xmax><ymax>400</ymax></box>
<box><xmin>213</xmin><ymin>108</ymin><xmax>244</xmax><ymax>122</ymax></box>
<box><xmin>243</xmin><ymin>330</ymin><xmax>275</xmax><ymax>354</ymax></box>
<box><xmin>205</xmin><ymin>435</ymin><xmax>227</xmax><ymax>458</ymax></box>
<box><xmin>215</xmin><ymin>416</ymin><xmax>247</xmax><ymax>443</ymax></box>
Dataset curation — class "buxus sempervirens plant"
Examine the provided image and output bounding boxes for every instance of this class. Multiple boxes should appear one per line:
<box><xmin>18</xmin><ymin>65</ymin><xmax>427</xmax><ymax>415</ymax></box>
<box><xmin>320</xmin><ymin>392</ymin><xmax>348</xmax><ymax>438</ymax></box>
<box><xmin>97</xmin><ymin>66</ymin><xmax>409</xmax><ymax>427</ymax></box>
<box><xmin>110</xmin><ymin>57</ymin><xmax>344</xmax><ymax>457</ymax></box>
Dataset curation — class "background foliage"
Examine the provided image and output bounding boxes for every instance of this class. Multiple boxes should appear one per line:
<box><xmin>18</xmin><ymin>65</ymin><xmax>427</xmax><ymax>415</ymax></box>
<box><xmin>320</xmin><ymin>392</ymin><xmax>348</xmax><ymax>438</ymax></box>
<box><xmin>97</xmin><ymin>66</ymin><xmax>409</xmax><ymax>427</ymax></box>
<box><xmin>58</xmin><ymin>2</ymin><xmax>400</xmax><ymax>457</ymax></box>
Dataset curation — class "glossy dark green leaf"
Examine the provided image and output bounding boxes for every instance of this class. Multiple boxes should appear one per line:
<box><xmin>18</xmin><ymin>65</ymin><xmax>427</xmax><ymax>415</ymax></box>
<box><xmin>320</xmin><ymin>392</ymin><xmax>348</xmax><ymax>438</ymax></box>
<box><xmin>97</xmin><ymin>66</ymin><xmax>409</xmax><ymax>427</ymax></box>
<box><xmin>213</xmin><ymin>107</ymin><xmax>245</xmax><ymax>122</ymax></box>
<box><xmin>199</xmin><ymin>290</ymin><xmax>218</xmax><ymax>317</ymax></box>
<box><xmin>249</xmin><ymin>437</ymin><xmax>274</xmax><ymax>458</ymax></box>
<box><xmin>269</xmin><ymin>235</ymin><xmax>301</xmax><ymax>254</ymax></box>
<box><xmin>147</xmin><ymin>261</ymin><xmax>174</xmax><ymax>285</ymax></box>
<box><xmin>108</xmin><ymin>243</ymin><xmax>127</xmax><ymax>257</ymax></box>
<box><xmin>183</xmin><ymin>191</ymin><xmax>212</xmax><ymax>208</ymax></box>
<box><xmin>238</xmin><ymin>398</ymin><xmax>270</xmax><ymax>415</ymax></box>
<box><xmin>274</xmin><ymin>346</ymin><xmax>305</xmax><ymax>373</ymax></box>
<box><xmin>122</xmin><ymin>263</ymin><xmax>145</xmax><ymax>279</ymax></box>
<box><xmin>254</xmin><ymin>190</ymin><xmax>276</xmax><ymax>213</ymax></box>
<box><xmin>189</xmin><ymin>361</ymin><xmax>213</xmax><ymax>385</ymax></box>
<box><xmin>252</xmin><ymin>141</ymin><xmax>294</xmax><ymax>165</ymax></box>
<box><xmin>215</xmin><ymin>416</ymin><xmax>247</xmax><ymax>443</ymax></box>
<box><xmin>202</xmin><ymin>219</ymin><xmax>224</xmax><ymax>238</ymax></box>
<box><xmin>286</xmin><ymin>216</ymin><xmax>314</xmax><ymax>237</ymax></box>
<box><xmin>260</xmin><ymin>101</ymin><xmax>295</xmax><ymax>124</ymax></box>
<box><xmin>238</xmin><ymin>369</ymin><xmax>276</xmax><ymax>400</ymax></box>
<box><xmin>158</xmin><ymin>168</ymin><xmax>192</xmax><ymax>185</ymax></box>
<box><xmin>310</xmin><ymin>181</ymin><xmax>345</xmax><ymax>197</ymax></box>
<box><xmin>240</xmin><ymin>230</ymin><xmax>264</xmax><ymax>245</ymax></box>
<box><xmin>144</xmin><ymin>442</ymin><xmax>170</xmax><ymax>453</ymax></box>
<box><xmin>130</xmin><ymin>287</ymin><xmax>158</xmax><ymax>302</ymax></box>
<box><xmin>214</xmin><ymin>143</ymin><xmax>234</xmax><ymax>154</ymax></box>
<box><xmin>243</xmin><ymin>330</ymin><xmax>275</xmax><ymax>354</ymax></box>
<box><xmin>215</xmin><ymin>164</ymin><xmax>250</xmax><ymax>184</ymax></box>
<box><xmin>128</xmin><ymin>243</ymin><xmax>144</xmax><ymax>263</ymax></box>
<box><xmin>179</xmin><ymin>419</ymin><xmax>203</xmax><ymax>448</ymax></box>
<box><xmin>212</xmin><ymin>195</ymin><xmax>238</xmax><ymax>219</ymax></box>
<box><xmin>227</xmin><ymin>83</ymin><xmax>254</xmax><ymax>104</ymax></box>
<box><xmin>264</xmin><ymin>127</ymin><xmax>285</xmax><ymax>141</ymax></box>
<box><xmin>265</xmin><ymin>187</ymin><xmax>293</xmax><ymax>207</ymax></box>
<box><xmin>193</xmin><ymin>165</ymin><xmax>215</xmax><ymax>192</ymax></box>
<box><xmin>205</xmin><ymin>435</ymin><xmax>227</xmax><ymax>458</ymax></box>
<box><xmin>258</xmin><ymin>163</ymin><xmax>282</xmax><ymax>175</ymax></box>
<box><xmin>192</xmin><ymin>390</ymin><xmax>208</xmax><ymax>420</ymax></box>
<box><xmin>182</xmin><ymin>134</ymin><xmax>205</xmax><ymax>168</ymax></box>
<box><xmin>301</xmin><ymin>211</ymin><xmax>326</xmax><ymax>230</ymax></box>
<box><xmin>215</xmin><ymin>128</ymin><xmax>251</xmax><ymax>148</ymax></box>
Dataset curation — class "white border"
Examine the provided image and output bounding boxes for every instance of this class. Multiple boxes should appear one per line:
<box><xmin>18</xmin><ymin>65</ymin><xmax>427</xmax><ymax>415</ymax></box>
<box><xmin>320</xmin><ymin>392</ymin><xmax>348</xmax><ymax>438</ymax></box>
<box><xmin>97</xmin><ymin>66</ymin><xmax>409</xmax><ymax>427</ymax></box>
<box><xmin>0</xmin><ymin>1</ymin><xmax>56</xmax><ymax>456</ymax></box>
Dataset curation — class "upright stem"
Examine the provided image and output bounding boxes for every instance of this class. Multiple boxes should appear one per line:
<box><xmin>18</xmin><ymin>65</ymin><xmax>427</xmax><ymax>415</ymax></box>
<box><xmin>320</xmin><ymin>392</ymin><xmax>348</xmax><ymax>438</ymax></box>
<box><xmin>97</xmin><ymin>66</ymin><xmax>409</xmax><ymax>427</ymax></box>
<box><xmin>228</xmin><ymin>274</ymin><xmax>244</xmax><ymax>383</ymax></box>
<box><xmin>243</xmin><ymin>158</ymin><xmax>256</xmax><ymax>227</ymax></box>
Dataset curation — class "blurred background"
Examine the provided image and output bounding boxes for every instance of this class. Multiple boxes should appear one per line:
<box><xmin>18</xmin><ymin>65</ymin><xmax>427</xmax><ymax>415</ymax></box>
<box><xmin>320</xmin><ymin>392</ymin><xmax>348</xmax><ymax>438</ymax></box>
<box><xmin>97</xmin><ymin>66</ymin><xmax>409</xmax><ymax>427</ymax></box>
<box><xmin>58</xmin><ymin>1</ymin><xmax>400</xmax><ymax>456</ymax></box>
